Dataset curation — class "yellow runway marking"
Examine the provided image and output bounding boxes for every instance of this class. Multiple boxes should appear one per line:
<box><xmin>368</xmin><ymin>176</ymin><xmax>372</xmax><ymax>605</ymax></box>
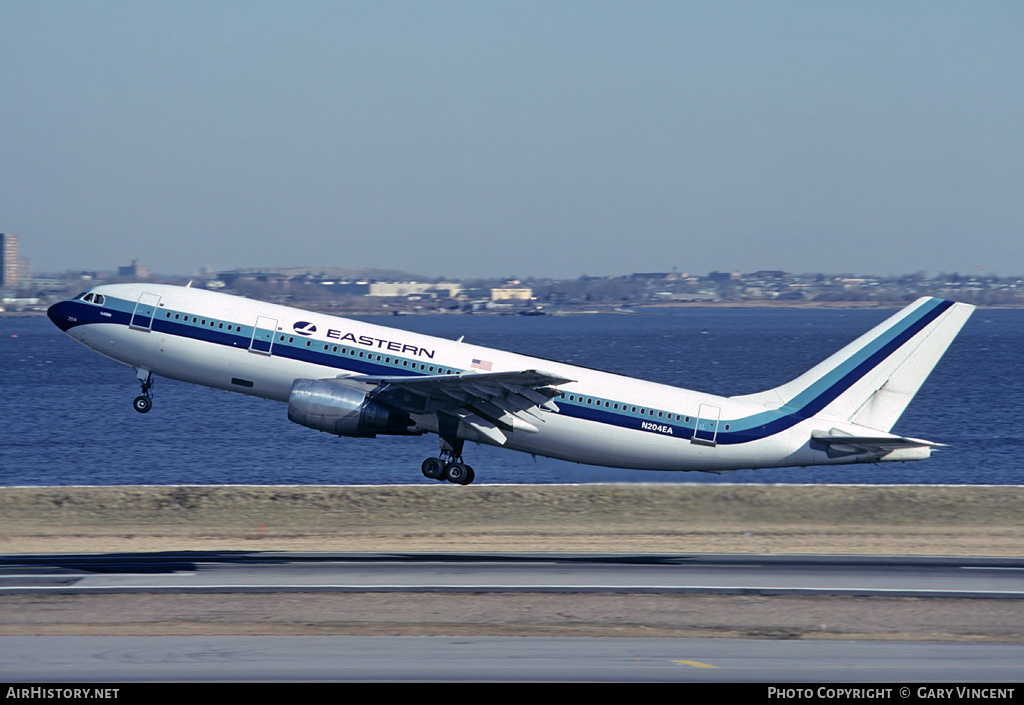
<box><xmin>672</xmin><ymin>659</ymin><xmax>717</xmax><ymax>669</ymax></box>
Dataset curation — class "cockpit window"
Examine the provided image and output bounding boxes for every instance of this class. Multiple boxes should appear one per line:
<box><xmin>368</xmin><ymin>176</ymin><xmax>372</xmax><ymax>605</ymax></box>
<box><xmin>80</xmin><ymin>293</ymin><xmax>105</xmax><ymax>305</ymax></box>
<box><xmin>83</xmin><ymin>293</ymin><xmax>94</xmax><ymax>302</ymax></box>
<box><xmin>94</xmin><ymin>294</ymin><xmax>105</xmax><ymax>305</ymax></box>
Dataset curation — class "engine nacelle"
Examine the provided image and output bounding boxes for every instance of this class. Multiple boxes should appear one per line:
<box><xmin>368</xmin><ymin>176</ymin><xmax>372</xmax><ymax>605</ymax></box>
<box><xmin>287</xmin><ymin>378</ymin><xmax>415</xmax><ymax>437</ymax></box>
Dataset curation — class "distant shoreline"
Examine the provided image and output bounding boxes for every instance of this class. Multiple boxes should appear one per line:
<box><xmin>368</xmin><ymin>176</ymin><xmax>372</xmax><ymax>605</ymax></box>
<box><xmin>4</xmin><ymin>300</ymin><xmax>1022</xmax><ymax>319</ymax></box>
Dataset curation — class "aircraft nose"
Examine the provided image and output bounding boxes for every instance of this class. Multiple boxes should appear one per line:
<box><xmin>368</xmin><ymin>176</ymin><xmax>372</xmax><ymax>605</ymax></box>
<box><xmin>47</xmin><ymin>300</ymin><xmax>74</xmax><ymax>332</ymax></box>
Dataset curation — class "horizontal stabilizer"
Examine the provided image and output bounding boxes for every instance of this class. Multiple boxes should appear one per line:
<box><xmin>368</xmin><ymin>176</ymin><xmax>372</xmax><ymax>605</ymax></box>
<box><xmin>810</xmin><ymin>429</ymin><xmax>941</xmax><ymax>459</ymax></box>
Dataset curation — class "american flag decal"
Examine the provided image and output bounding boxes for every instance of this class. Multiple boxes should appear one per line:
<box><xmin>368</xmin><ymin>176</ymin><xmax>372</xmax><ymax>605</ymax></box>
<box><xmin>471</xmin><ymin>358</ymin><xmax>493</xmax><ymax>371</ymax></box>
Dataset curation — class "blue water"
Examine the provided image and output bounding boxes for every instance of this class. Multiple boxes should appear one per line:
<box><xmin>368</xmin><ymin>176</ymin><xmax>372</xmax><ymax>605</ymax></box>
<box><xmin>1</xmin><ymin>307</ymin><xmax>1020</xmax><ymax>486</ymax></box>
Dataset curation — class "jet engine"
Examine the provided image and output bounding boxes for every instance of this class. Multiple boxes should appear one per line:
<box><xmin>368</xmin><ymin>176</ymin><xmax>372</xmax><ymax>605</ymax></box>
<box><xmin>287</xmin><ymin>378</ymin><xmax>416</xmax><ymax>437</ymax></box>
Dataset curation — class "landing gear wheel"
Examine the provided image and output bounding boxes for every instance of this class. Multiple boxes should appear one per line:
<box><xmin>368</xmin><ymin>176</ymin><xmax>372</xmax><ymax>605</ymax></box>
<box><xmin>444</xmin><ymin>461</ymin><xmax>473</xmax><ymax>485</ymax></box>
<box><xmin>134</xmin><ymin>369</ymin><xmax>154</xmax><ymax>414</ymax></box>
<box><xmin>429</xmin><ymin>422</ymin><xmax>476</xmax><ymax>485</ymax></box>
<box><xmin>421</xmin><ymin>457</ymin><xmax>445</xmax><ymax>480</ymax></box>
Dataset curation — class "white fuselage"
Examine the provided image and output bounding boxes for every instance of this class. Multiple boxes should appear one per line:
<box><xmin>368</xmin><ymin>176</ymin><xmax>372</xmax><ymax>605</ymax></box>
<box><xmin>50</xmin><ymin>283</ymin><xmax>941</xmax><ymax>473</ymax></box>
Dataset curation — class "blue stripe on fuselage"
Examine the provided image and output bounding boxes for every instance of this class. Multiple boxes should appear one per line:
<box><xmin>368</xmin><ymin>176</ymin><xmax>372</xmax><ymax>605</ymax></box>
<box><xmin>53</xmin><ymin>295</ymin><xmax>953</xmax><ymax>445</ymax></box>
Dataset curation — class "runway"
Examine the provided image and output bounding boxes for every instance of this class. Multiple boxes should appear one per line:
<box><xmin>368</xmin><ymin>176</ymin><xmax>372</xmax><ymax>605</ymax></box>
<box><xmin>3</xmin><ymin>635</ymin><xmax>1024</xmax><ymax>682</ymax></box>
<box><xmin>4</xmin><ymin>552</ymin><xmax>1023</xmax><ymax>682</ymax></box>
<box><xmin>3</xmin><ymin>552</ymin><xmax>1024</xmax><ymax>598</ymax></box>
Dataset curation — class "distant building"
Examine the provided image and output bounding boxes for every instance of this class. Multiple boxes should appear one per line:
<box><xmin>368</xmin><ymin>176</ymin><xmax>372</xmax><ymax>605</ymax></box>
<box><xmin>367</xmin><ymin>281</ymin><xmax>463</xmax><ymax>298</ymax></box>
<box><xmin>432</xmin><ymin>283</ymin><xmax>463</xmax><ymax>299</ymax></box>
<box><xmin>491</xmin><ymin>287</ymin><xmax>533</xmax><ymax>302</ymax></box>
<box><xmin>118</xmin><ymin>259</ymin><xmax>149</xmax><ymax>279</ymax></box>
<box><xmin>320</xmin><ymin>281</ymin><xmax>370</xmax><ymax>296</ymax></box>
<box><xmin>368</xmin><ymin>282</ymin><xmax>435</xmax><ymax>297</ymax></box>
<box><xmin>0</xmin><ymin>233</ymin><xmax>19</xmax><ymax>289</ymax></box>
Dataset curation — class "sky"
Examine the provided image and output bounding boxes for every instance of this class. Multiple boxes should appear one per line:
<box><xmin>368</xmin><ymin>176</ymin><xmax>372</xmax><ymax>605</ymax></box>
<box><xmin>2</xmin><ymin>1</ymin><xmax>1022</xmax><ymax>280</ymax></box>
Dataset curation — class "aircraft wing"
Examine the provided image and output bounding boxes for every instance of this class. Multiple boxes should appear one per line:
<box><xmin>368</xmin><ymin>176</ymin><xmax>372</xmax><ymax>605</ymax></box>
<box><xmin>344</xmin><ymin>369</ymin><xmax>574</xmax><ymax>444</ymax></box>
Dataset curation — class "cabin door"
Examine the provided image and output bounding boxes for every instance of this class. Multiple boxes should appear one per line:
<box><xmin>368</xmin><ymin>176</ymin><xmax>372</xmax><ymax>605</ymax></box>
<box><xmin>249</xmin><ymin>316</ymin><xmax>278</xmax><ymax>355</ymax></box>
<box><xmin>129</xmin><ymin>292</ymin><xmax>161</xmax><ymax>331</ymax></box>
<box><xmin>692</xmin><ymin>403</ymin><xmax>720</xmax><ymax>446</ymax></box>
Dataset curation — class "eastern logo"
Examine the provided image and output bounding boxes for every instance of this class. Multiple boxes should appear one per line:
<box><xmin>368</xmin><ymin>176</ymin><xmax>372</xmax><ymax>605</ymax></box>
<box><xmin>292</xmin><ymin>321</ymin><xmax>317</xmax><ymax>336</ymax></box>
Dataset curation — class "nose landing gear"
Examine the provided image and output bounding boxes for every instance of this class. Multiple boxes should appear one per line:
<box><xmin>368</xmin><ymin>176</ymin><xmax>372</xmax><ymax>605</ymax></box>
<box><xmin>133</xmin><ymin>369</ymin><xmax>153</xmax><ymax>413</ymax></box>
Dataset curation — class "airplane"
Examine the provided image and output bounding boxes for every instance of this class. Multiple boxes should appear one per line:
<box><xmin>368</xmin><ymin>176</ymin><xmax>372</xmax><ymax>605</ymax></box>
<box><xmin>47</xmin><ymin>283</ymin><xmax>974</xmax><ymax>485</ymax></box>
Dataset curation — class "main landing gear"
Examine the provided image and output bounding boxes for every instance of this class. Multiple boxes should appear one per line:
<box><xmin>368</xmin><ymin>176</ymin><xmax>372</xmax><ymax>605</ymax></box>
<box><xmin>133</xmin><ymin>369</ymin><xmax>153</xmax><ymax>414</ymax></box>
<box><xmin>421</xmin><ymin>454</ymin><xmax>476</xmax><ymax>485</ymax></box>
<box><xmin>420</xmin><ymin>430</ymin><xmax>476</xmax><ymax>485</ymax></box>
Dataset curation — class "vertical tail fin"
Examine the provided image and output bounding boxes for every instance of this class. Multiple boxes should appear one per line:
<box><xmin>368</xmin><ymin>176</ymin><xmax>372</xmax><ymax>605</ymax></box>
<box><xmin>733</xmin><ymin>298</ymin><xmax>975</xmax><ymax>431</ymax></box>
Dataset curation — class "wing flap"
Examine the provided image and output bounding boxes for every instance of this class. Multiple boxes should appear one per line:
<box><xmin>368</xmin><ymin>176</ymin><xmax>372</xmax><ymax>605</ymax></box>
<box><xmin>344</xmin><ymin>369</ymin><xmax>573</xmax><ymax>431</ymax></box>
<box><xmin>459</xmin><ymin>412</ymin><xmax>509</xmax><ymax>445</ymax></box>
<box><xmin>348</xmin><ymin>369</ymin><xmax>572</xmax><ymax>386</ymax></box>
